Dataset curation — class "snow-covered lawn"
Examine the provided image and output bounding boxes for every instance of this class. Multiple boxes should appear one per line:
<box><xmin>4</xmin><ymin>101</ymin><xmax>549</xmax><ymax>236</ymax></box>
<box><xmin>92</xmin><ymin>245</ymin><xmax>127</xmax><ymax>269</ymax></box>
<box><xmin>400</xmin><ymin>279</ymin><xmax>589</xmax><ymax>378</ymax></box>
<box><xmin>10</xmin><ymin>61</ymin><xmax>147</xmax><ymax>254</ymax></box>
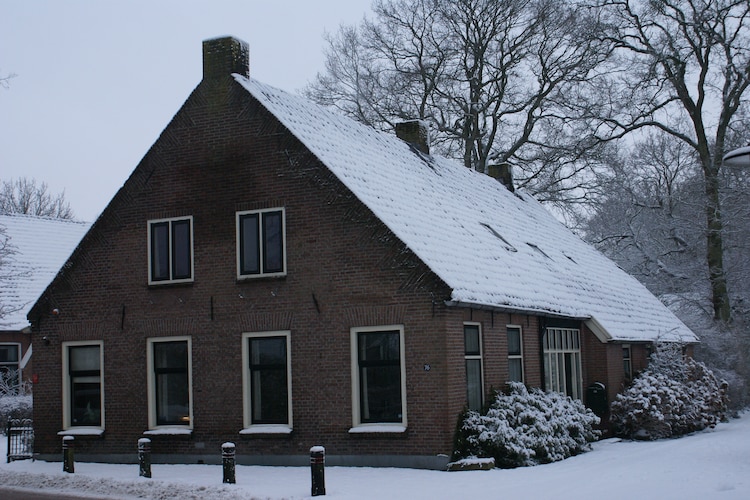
<box><xmin>2</xmin><ymin>413</ymin><xmax>749</xmax><ymax>499</ymax></box>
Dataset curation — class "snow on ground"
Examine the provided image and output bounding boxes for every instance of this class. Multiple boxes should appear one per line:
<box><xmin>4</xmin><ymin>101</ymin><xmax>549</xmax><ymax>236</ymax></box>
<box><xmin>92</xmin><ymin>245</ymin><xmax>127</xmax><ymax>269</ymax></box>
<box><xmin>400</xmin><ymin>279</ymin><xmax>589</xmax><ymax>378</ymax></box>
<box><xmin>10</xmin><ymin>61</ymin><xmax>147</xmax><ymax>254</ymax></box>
<box><xmin>2</xmin><ymin>413</ymin><xmax>749</xmax><ymax>499</ymax></box>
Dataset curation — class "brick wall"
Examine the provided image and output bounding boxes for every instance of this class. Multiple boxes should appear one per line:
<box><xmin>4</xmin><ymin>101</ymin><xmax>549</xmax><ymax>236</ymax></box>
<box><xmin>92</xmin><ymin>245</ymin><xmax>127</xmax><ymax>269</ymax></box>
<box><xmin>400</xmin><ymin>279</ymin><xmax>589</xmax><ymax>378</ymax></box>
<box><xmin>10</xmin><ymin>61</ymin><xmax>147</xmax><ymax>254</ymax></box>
<box><xmin>31</xmin><ymin>71</ymin><xmax>463</xmax><ymax>464</ymax></box>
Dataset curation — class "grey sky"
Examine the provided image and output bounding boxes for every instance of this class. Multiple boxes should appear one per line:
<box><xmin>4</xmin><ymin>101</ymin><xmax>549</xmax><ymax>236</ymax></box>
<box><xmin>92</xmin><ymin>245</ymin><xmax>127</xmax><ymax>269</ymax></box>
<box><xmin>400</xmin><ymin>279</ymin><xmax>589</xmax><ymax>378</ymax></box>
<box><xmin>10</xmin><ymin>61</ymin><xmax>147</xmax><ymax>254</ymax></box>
<box><xmin>1</xmin><ymin>0</ymin><xmax>372</xmax><ymax>221</ymax></box>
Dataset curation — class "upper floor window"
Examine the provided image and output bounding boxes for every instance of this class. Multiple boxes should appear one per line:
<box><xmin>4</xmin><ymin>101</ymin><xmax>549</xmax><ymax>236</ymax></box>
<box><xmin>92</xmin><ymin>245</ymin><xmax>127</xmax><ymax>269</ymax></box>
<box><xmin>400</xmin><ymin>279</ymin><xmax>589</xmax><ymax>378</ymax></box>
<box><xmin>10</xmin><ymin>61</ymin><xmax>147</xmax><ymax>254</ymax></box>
<box><xmin>148</xmin><ymin>216</ymin><xmax>194</xmax><ymax>285</ymax></box>
<box><xmin>507</xmin><ymin>326</ymin><xmax>524</xmax><ymax>383</ymax></box>
<box><xmin>236</xmin><ymin>208</ymin><xmax>286</xmax><ymax>279</ymax></box>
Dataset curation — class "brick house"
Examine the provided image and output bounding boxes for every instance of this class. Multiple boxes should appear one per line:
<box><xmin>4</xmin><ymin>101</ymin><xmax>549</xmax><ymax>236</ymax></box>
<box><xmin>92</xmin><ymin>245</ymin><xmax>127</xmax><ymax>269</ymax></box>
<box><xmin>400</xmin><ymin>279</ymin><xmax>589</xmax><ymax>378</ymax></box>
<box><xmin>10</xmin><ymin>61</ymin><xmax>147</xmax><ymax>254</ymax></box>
<box><xmin>28</xmin><ymin>37</ymin><xmax>697</xmax><ymax>469</ymax></box>
<box><xmin>0</xmin><ymin>214</ymin><xmax>89</xmax><ymax>392</ymax></box>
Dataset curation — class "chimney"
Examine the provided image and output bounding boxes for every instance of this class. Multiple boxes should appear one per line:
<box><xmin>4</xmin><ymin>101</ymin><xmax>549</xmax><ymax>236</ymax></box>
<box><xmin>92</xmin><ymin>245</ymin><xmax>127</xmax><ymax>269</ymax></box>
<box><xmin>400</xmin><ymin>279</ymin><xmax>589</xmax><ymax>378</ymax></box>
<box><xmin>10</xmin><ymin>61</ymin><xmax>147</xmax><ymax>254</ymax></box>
<box><xmin>395</xmin><ymin>120</ymin><xmax>430</xmax><ymax>155</ymax></box>
<box><xmin>487</xmin><ymin>163</ymin><xmax>514</xmax><ymax>192</ymax></box>
<box><xmin>202</xmin><ymin>36</ymin><xmax>249</xmax><ymax>81</ymax></box>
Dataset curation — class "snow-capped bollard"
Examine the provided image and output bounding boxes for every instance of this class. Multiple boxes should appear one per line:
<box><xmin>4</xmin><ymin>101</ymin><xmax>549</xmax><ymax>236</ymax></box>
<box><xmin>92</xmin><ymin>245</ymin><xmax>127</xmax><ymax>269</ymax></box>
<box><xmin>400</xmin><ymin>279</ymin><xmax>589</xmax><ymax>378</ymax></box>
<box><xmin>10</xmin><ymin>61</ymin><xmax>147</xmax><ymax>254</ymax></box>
<box><xmin>222</xmin><ymin>442</ymin><xmax>236</xmax><ymax>484</ymax></box>
<box><xmin>310</xmin><ymin>445</ymin><xmax>326</xmax><ymax>496</ymax></box>
<box><xmin>138</xmin><ymin>438</ymin><xmax>152</xmax><ymax>478</ymax></box>
<box><xmin>62</xmin><ymin>435</ymin><xmax>75</xmax><ymax>473</ymax></box>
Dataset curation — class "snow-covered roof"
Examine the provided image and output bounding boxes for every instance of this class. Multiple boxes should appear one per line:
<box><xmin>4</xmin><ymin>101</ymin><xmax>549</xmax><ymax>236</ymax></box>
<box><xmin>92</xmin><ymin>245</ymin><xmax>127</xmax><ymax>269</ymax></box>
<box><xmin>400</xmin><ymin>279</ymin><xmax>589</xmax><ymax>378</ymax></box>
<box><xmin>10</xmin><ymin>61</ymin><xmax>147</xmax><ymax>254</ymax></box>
<box><xmin>235</xmin><ymin>76</ymin><xmax>697</xmax><ymax>343</ymax></box>
<box><xmin>0</xmin><ymin>214</ymin><xmax>90</xmax><ymax>330</ymax></box>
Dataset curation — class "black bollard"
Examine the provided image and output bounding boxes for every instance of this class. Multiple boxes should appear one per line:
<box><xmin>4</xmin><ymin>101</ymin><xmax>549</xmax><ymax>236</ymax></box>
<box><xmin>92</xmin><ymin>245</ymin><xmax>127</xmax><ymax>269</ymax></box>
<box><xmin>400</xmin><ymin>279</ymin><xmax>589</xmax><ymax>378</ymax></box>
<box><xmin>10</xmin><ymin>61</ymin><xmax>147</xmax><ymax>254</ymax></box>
<box><xmin>138</xmin><ymin>438</ymin><xmax>152</xmax><ymax>478</ymax></box>
<box><xmin>62</xmin><ymin>436</ymin><xmax>74</xmax><ymax>473</ymax></box>
<box><xmin>310</xmin><ymin>445</ymin><xmax>326</xmax><ymax>496</ymax></box>
<box><xmin>222</xmin><ymin>442</ymin><xmax>236</xmax><ymax>484</ymax></box>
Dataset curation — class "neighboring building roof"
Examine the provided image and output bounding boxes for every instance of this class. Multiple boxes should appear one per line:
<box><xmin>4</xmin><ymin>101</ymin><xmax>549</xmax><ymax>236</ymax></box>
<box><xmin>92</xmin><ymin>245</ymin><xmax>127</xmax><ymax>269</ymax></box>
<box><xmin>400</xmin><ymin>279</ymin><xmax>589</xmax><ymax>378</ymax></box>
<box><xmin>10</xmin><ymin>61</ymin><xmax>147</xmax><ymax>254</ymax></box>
<box><xmin>235</xmin><ymin>76</ymin><xmax>697</xmax><ymax>343</ymax></box>
<box><xmin>0</xmin><ymin>214</ymin><xmax>90</xmax><ymax>330</ymax></box>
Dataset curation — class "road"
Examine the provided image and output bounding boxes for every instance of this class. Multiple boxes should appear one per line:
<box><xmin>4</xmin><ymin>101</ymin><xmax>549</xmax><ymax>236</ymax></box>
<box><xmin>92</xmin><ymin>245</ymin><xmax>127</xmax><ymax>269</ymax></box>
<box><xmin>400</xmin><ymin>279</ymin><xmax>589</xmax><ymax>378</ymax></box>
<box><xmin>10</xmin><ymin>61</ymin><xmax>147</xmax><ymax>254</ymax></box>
<box><xmin>0</xmin><ymin>487</ymin><xmax>115</xmax><ymax>499</ymax></box>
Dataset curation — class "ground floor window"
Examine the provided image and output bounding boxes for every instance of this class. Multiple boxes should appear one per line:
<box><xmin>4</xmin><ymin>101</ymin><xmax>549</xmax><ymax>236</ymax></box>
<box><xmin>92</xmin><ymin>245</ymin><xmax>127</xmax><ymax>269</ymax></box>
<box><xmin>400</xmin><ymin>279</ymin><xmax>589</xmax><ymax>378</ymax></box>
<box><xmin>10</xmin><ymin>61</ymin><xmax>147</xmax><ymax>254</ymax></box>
<box><xmin>464</xmin><ymin>323</ymin><xmax>484</xmax><ymax>411</ymax></box>
<box><xmin>62</xmin><ymin>341</ymin><xmax>103</xmax><ymax>428</ymax></box>
<box><xmin>351</xmin><ymin>325</ymin><xmax>406</xmax><ymax>427</ymax></box>
<box><xmin>507</xmin><ymin>325</ymin><xmax>524</xmax><ymax>383</ymax></box>
<box><xmin>0</xmin><ymin>343</ymin><xmax>21</xmax><ymax>394</ymax></box>
<box><xmin>543</xmin><ymin>327</ymin><xmax>582</xmax><ymax>399</ymax></box>
<box><xmin>623</xmin><ymin>344</ymin><xmax>632</xmax><ymax>381</ymax></box>
<box><xmin>242</xmin><ymin>331</ymin><xmax>292</xmax><ymax>429</ymax></box>
<box><xmin>147</xmin><ymin>337</ymin><xmax>192</xmax><ymax>428</ymax></box>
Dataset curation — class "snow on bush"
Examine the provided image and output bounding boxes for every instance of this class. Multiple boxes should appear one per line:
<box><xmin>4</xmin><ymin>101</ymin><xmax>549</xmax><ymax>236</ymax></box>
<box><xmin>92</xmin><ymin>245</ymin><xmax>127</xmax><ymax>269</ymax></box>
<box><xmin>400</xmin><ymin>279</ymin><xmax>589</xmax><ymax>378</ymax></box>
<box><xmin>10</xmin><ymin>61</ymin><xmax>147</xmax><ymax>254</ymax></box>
<box><xmin>0</xmin><ymin>369</ymin><xmax>32</xmax><ymax>433</ymax></box>
<box><xmin>610</xmin><ymin>344</ymin><xmax>728</xmax><ymax>440</ymax></box>
<box><xmin>452</xmin><ymin>382</ymin><xmax>601</xmax><ymax>468</ymax></box>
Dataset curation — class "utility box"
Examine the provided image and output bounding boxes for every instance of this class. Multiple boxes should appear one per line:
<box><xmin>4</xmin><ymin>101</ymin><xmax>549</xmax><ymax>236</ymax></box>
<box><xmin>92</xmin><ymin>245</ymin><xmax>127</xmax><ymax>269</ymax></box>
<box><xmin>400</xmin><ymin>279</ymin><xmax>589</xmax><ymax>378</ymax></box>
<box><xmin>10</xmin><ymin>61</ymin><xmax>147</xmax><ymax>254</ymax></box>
<box><xmin>586</xmin><ymin>382</ymin><xmax>608</xmax><ymax>417</ymax></box>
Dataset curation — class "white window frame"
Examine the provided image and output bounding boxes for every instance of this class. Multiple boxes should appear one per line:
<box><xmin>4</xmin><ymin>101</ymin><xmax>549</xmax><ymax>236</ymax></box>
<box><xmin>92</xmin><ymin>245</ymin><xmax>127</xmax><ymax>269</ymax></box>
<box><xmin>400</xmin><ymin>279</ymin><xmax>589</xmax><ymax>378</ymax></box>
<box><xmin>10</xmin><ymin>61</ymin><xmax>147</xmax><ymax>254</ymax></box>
<box><xmin>623</xmin><ymin>344</ymin><xmax>632</xmax><ymax>381</ymax></box>
<box><xmin>350</xmin><ymin>325</ymin><xmax>407</xmax><ymax>432</ymax></box>
<box><xmin>147</xmin><ymin>216</ymin><xmax>194</xmax><ymax>285</ymax></box>
<box><xmin>61</xmin><ymin>340</ymin><xmax>104</xmax><ymax>431</ymax></box>
<box><xmin>146</xmin><ymin>336</ymin><xmax>193</xmax><ymax>431</ymax></box>
<box><xmin>236</xmin><ymin>208</ymin><xmax>287</xmax><ymax>280</ymax></box>
<box><xmin>0</xmin><ymin>343</ymin><xmax>22</xmax><ymax>391</ymax></box>
<box><xmin>241</xmin><ymin>331</ymin><xmax>293</xmax><ymax>434</ymax></box>
<box><xmin>463</xmin><ymin>322</ymin><xmax>484</xmax><ymax>411</ymax></box>
<box><xmin>543</xmin><ymin>327</ymin><xmax>583</xmax><ymax>399</ymax></box>
<box><xmin>507</xmin><ymin>325</ymin><xmax>525</xmax><ymax>383</ymax></box>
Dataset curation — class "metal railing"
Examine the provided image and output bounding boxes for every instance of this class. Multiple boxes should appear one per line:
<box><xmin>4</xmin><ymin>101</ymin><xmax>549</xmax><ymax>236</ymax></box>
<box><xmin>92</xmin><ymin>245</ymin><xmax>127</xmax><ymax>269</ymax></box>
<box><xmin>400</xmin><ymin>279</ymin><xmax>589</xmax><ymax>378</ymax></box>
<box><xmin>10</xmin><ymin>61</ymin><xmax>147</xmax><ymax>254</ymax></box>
<box><xmin>6</xmin><ymin>418</ymin><xmax>34</xmax><ymax>463</ymax></box>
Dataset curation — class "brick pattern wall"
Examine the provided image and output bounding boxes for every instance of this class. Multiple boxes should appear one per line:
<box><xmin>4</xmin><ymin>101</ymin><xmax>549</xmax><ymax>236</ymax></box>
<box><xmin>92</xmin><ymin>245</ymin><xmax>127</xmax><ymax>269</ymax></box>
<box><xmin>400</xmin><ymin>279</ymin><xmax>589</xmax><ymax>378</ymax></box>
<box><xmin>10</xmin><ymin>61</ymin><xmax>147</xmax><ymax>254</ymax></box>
<box><xmin>31</xmin><ymin>73</ymin><xmax>464</xmax><ymax>461</ymax></box>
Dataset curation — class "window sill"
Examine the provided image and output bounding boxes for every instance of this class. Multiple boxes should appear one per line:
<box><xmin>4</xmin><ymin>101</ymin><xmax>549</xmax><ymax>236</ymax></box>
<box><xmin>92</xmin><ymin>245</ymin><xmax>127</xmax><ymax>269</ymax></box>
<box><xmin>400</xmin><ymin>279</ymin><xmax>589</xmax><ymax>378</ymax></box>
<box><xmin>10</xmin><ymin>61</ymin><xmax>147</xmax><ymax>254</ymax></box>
<box><xmin>239</xmin><ymin>425</ymin><xmax>293</xmax><ymax>435</ymax></box>
<box><xmin>58</xmin><ymin>428</ymin><xmax>105</xmax><ymax>437</ymax></box>
<box><xmin>143</xmin><ymin>427</ymin><xmax>193</xmax><ymax>436</ymax></box>
<box><xmin>348</xmin><ymin>424</ymin><xmax>407</xmax><ymax>434</ymax></box>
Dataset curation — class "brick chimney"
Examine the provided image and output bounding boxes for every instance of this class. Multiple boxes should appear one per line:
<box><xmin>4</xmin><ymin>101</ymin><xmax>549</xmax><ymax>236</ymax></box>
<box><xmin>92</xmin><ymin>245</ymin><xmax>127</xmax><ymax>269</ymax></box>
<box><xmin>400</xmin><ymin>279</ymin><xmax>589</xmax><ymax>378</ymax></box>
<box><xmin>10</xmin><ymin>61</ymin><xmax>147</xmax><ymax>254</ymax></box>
<box><xmin>487</xmin><ymin>163</ymin><xmax>514</xmax><ymax>192</ymax></box>
<box><xmin>202</xmin><ymin>36</ymin><xmax>249</xmax><ymax>81</ymax></box>
<box><xmin>395</xmin><ymin>120</ymin><xmax>430</xmax><ymax>155</ymax></box>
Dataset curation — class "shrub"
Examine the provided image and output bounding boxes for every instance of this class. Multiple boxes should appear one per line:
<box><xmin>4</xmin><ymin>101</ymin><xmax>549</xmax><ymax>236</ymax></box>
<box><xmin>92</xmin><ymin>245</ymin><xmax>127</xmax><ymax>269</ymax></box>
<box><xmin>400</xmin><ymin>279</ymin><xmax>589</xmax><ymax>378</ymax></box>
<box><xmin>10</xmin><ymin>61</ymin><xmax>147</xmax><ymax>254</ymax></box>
<box><xmin>452</xmin><ymin>382</ymin><xmax>601</xmax><ymax>468</ymax></box>
<box><xmin>0</xmin><ymin>369</ymin><xmax>32</xmax><ymax>433</ymax></box>
<box><xmin>610</xmin><ymin>344</ymin><xmax>728</xmax><ymax>440</ymax></box>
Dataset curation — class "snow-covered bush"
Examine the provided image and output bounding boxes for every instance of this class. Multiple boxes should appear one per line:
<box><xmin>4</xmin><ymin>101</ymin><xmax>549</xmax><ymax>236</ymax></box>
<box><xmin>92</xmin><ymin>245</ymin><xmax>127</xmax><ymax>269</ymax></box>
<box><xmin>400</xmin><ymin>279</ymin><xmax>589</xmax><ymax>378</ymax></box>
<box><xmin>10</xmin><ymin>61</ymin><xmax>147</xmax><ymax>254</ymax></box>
<box><xmin>0</xmin><ymin>369</ymin><xmax>32</xmax><ymax>433</ymax></box>
<box><xmin>452</xmin><ymin>382</ymin><xmax>601</xmax><ymax>468</ymax></box>
<box><xmin>610</xmin><ymin>344</ymin><xmax>728</xmax><ymax>440</ymax></box>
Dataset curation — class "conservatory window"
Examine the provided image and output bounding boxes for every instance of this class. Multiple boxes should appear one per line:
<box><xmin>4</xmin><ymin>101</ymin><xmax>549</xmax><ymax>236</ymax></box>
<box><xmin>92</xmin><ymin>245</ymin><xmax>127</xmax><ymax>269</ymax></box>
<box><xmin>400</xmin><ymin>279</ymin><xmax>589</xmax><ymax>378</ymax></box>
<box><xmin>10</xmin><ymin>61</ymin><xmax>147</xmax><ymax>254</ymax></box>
<box><xmin>543</xmin><ymin>327</ymin><xmax>582</xmax><ymax>399</ymax></box>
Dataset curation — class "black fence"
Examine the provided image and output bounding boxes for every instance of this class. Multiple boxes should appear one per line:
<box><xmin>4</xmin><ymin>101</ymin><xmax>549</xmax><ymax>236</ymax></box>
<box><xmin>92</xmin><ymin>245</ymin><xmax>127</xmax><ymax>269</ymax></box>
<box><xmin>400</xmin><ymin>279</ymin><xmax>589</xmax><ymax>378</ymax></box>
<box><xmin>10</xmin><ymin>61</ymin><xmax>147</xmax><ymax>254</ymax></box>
<box><xmin>6</xmin><ymin>418</ymin><xmax>34</xmax><ymax>463</ymax></box>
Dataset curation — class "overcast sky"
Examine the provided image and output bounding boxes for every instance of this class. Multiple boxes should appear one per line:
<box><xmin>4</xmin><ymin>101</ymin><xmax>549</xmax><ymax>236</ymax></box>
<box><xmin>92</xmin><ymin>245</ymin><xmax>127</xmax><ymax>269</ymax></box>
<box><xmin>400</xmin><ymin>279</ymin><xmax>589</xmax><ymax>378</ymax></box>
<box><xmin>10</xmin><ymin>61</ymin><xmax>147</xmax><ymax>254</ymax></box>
<box><xmin>0</xmin><ymin>0</ymin><xmax>373</xmax><ymax>221</ymax></box>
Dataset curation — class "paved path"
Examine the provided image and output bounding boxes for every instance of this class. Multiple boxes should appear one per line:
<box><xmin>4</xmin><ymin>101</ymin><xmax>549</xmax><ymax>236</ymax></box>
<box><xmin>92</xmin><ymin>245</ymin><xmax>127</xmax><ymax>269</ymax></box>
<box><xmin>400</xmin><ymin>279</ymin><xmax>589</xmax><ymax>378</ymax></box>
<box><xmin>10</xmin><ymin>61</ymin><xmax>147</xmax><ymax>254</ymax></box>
<box><xmin>0</xmin><ymin>487</ymin><xmax>113</xmax><ymax>499</ymax></box>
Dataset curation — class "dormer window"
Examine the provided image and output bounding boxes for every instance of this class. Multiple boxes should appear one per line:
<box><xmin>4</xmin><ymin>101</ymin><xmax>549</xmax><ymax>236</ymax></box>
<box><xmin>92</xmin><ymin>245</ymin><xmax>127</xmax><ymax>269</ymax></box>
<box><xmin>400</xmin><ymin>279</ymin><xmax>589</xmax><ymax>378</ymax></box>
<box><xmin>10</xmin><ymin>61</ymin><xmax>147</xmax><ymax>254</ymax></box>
<box><xmin>148</xmin><ymin>216</ymin><xmax>194</xmax><ymax>285</ymax></box>
<box><xmin>236</xmin><ymin>208</ymin><xmax>286</xmax><ymax>279</ymax></box>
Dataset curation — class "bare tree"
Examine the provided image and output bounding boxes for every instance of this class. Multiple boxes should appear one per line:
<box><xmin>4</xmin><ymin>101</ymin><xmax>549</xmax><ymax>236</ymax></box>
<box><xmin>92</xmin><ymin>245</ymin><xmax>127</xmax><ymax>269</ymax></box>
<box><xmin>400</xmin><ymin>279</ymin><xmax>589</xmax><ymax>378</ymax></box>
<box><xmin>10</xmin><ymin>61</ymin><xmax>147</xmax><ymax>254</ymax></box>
<box><xmin>583</xmin><ymin>0</ymin><xmax>750</xmax><ymax>322</ymax></box>
<box><xmin>0</xmin><ymin>178</ymin><xmax>74</xmax><ymax>219</ymax></box>
<box><xmin>0</xmin><ymin>69</ymin><xmax>15</xmax><ymax>89</ymax></box>
<box><xmin>306</xmin><ymin>0</ymin><xmax>612</xmax><ymax>205</ymax></box>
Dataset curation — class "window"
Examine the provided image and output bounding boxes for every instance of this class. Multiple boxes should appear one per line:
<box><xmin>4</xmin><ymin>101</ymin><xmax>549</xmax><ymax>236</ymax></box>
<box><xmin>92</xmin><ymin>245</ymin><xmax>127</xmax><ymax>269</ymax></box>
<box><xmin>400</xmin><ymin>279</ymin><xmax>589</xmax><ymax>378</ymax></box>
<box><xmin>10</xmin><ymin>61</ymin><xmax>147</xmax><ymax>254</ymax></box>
<box><xmin>237</xmin><ymin>208</ymin><xmax>286</xmax><ymax>278</ymax></box>
<box><xmin>62</xmin><ymin>342</ymin><xmax>103</xmax><ymax>429</ymax></box>
<box><xmin>464</xmin><ymin>323</ymin><xmax>484</xmax><ymax>411</ymax></box>
<box><xmin>242</xmin><ymin>331</ymin><xmax>292</xmax><ymax>430</ymax></box>
<box><xmin>351</xmin><ymin>326</ymin><xmax>406</xmax><ymax>429</ymax></box>
<box><xmin>623</xmin><ymin>344</ymin><xmax>632</xmax><ymax>381</ymax></box>
<box><xmin>0</xmin><ymin>344</ymin><xmax>21</xmax><ymax>394</ymax></box>
<box><xmin>147</xmin><ymin>338</ymin><xmax>192</xmax><ymax>428</ymax></box>
<box><xmin>148</xmin><ymin>217</ymin><xmax>193</xmax><ymax>284</ymax></box>
<box><xmin>507</xmin><ymin>326</ymin><xmax>524</xmax><ymax>383</ymax></box>
<box><xmin>543</xmin><ymin>327</ymin><xmax>583</xmax><ymax>399</ymax></box>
